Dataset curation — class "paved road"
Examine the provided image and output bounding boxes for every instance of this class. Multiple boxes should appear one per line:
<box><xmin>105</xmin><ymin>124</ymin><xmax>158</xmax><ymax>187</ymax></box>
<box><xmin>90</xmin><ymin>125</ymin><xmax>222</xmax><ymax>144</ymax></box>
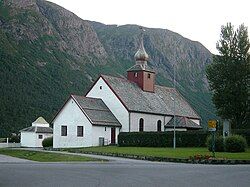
<box><xmin>0</xmin><ymin>154</ymin><xmax>35</xmax><ymax>163</ymax></box>
<box><xmin>0</xmin><ymin>161</ymin><xmax>250</xmax><ymax>187</ymax></box>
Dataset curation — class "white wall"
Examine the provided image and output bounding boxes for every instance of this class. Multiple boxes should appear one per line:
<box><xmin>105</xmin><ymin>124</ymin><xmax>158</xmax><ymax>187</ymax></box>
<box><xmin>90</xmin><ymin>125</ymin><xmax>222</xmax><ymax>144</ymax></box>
<box><xmin>92</xmin><ymin>126</ymin><xmax>120</xmax><ymax>146</ymax></box>
<box><xmin>130</xmin><ymin>112</ymin><xmax>166</xmax><ymax>132</ymax></box>
<box><xmin>86</xmin><ymin>77</ymin><xmax>129</xmax><ymax>132</ymax></box>
<box><xmin>53</xmin><ymin>98</ymin><xmax>93</xmax><ymax>148</ymax></box>
<box><xmin>21</xmin><ymin>132</ymin><xmax>52</xmax><ymax>147</ymax></box>
<box><xmin>21</xmin><ymin>132</ymin><xmax>37</xmax><ymax>147</ymax></box>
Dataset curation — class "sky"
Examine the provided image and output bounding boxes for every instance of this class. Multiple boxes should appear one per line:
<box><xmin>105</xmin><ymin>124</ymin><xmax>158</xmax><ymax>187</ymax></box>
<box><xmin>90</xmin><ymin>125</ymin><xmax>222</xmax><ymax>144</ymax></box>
<box><xmin>48</xmin><ymin>0</ymin><xmax>250</xmax><ymax>54</ymax></box>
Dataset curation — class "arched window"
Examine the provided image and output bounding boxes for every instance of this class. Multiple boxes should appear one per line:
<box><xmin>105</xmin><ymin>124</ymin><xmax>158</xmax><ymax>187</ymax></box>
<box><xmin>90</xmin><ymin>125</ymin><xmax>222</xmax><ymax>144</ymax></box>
<box><xmin>139</xmin><ymin>118</ymin><xmax>144</xmax><ymax>132</ymax></box>
<box><xmin>157</xmin><ymin>120</ymin><xmax>162</xmax><ymax>132</ymax></box>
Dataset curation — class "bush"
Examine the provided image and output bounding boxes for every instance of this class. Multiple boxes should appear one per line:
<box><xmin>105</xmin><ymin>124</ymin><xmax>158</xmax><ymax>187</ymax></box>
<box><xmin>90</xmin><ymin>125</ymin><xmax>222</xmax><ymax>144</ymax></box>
<box><xmin>225</xmin><ymin>135</ymin><xmax>247</xmax><ymax>152</ymax></box>
<box><xmin>118</xmin><ymin>131</ymin><xmax>208</xmax><ymax>147</ymax></box>
<box><xmin>9</xmin><ymin>134</ymin><xmax>20</xmax><ymax>143</ymax></box>
<box><xmin>206</xmin><ymin>135</ymin><xmax>224</xmax><ymax>152</ymax></box>
<box><xmin>231</xmin><ymin>129</ymin><xmax>250</xmax><ymax>145</ymax></box>
<box><xmin>42</xmin><ymin>137</ymin><xmax>53</xmax><ymax>148</ymax></box>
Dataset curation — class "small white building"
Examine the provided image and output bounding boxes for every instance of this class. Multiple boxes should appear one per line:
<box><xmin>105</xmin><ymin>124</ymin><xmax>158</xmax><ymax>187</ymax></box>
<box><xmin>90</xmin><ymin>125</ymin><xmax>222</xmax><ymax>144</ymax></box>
<box><xmin>52</xmin><ymin>95</ymin><xmax>121</xmax><ymax>148</ymax></box>
<box><xmin>20</xmin><ymin>117</ymin><xmax>53</xmax><ymax>147</ymax></box>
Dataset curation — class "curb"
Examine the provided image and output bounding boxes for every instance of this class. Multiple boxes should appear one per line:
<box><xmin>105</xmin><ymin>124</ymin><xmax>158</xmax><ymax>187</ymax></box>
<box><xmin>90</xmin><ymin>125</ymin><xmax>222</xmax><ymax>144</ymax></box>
<box><xmin>62</xmin><ymin>149</ymin><xmax>250</xmax><ymax>165</ymax></box>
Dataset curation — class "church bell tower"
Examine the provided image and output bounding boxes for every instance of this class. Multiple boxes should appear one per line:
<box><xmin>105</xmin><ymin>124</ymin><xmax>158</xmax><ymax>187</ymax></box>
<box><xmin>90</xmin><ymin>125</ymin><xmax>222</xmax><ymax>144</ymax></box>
<box><xmin>127</xmin><ymin>27</ymin><xmax>155</xmax><ymax>92</ymax></box>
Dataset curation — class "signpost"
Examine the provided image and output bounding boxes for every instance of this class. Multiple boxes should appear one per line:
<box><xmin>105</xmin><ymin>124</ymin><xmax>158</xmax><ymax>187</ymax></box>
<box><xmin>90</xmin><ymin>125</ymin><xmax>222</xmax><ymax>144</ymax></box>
<box><xmin>208</xmin><ymin>120</ymin><xmax>217</xmax><ymax>157</ymax></box>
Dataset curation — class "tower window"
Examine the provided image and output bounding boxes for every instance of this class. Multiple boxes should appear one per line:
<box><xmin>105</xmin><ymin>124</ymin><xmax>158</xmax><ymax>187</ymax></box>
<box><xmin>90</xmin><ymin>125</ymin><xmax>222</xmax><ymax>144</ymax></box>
<box><xmin>148</xmin><ymin>73</ymin><xmax>151</xmax><ymax>78</ymax></box>
<box><xmin>134</xmin><ymin>72</ymin><xmax>138</xmax><ymax>77</ymax></box>
<box><xmin>100</xmin><ymin>86</ymin><xmax>102</xmax><ymax>90</ymax></box>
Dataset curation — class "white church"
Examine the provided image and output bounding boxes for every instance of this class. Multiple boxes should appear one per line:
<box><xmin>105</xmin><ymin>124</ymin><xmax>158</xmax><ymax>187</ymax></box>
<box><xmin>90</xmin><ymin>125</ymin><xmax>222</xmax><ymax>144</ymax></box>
<box><xmin>52</xmin><ymin>31</ymin><xmax>201</xmax><ymax>148</ymax></box>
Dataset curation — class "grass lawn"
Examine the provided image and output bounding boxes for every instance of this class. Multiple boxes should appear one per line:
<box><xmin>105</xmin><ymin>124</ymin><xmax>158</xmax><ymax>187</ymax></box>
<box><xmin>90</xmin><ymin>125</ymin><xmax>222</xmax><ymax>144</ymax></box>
<box><xmin>0</xmin><ymin>149</ymin><xmax>102</xmax><ymax>162</ymax></box>
<box><xmin>67</xmin><ymin>146</ymin><xmax>250</xmax><ymax>160</ymax></box>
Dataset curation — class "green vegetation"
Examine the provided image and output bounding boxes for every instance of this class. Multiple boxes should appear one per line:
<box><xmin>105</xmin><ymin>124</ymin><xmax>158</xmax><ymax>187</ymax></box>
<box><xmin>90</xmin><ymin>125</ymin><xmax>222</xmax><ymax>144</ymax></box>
<box><xmin>67</xmin><ymin>146</ymin><xmax>250</xmax><ymax>160</ymax></box>
<box><xmin>225</xmin><ymin>135</ymin><xmax>248</xmax><ymax>152</ymax></box>
<box><xmin>42</xmin><ymin>137</ymin><xmax>53</xmax><ymax>147</ymax></box>
<box><xmin>206</xmin><ymin>135</ymin><xmax>224</xmax><ymax>152</ymax></box>
<box><xmin>0</xmin><ymin>149</ymin><xmax>101</xmax><ymax>162</ymax></box>
<box><xmin>206</xmin><ymin>23</ymin><xmax>250</xmax><ymax>128</ymax></box>
<box><xmin>118</xmin><ymin>131</ymin><xmax>208</xmax><ymax>147</ymax></box>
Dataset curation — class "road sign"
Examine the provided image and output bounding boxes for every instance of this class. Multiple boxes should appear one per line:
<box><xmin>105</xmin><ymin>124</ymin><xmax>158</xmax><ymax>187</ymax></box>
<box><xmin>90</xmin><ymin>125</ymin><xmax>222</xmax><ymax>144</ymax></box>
<box><xmin>208</xmin><ymin>120</ymin><xmax>217</xmax><ymax>131</ymax></box>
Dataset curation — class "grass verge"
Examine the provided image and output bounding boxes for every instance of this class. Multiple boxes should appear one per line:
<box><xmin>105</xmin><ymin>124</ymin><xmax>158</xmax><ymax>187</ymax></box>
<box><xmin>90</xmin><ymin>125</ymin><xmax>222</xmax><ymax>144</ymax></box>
<box><xmin>67</xmin><ymin>146</ymin><xmax>250</xmax><ymax>160</ymax></box>
<box><xmin>0</xmin><ymin>149</ymin><xmax>102</xmax><ymax>162</ymax></box>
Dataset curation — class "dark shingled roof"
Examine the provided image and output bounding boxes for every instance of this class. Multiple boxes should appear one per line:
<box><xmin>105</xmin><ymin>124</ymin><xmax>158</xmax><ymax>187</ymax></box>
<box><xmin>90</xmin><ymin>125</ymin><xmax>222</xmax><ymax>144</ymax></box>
<box><xmin>165</xmin><ymin>116</ymin><xmax>202</xmax><ymax>129</ymax></box>
<box><xmin>20</xmin><ymin>126</ymin><xmax>53</xmax><ymax>133</ymax></box>
<box><xmin>72</xmin><ymin>95</ymin><xmax>121</xmax><ymax>127</ymax></box>
<box><xmin>101</xmin><ymin>75</ymin><xmax>200</xmax><ymax>119</ymax></box>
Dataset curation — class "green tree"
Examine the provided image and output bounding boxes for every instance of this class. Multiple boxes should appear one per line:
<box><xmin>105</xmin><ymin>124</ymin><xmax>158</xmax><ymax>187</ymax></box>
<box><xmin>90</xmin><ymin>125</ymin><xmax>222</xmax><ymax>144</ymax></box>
<box><xmin>206</xmin><ymin>23</ymin><xmax>250</xmax><ymax>128</ymax></box>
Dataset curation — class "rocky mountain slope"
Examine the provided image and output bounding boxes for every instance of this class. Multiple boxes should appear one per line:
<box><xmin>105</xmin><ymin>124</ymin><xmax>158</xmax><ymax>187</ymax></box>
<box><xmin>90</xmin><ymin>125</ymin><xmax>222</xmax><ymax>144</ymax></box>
<box><xmin>0</xmin><ymin>0</ymin><xmax>216</xmax><ymax>137</ymax></box>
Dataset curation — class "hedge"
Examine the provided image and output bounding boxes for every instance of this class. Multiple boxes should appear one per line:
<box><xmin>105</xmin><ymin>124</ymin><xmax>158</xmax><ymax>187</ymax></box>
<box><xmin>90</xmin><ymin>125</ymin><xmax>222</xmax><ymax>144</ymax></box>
<box><xmin>118</xmin><ymin>131</ymin><xmax>209</xmax><ymax>147</ymax></box>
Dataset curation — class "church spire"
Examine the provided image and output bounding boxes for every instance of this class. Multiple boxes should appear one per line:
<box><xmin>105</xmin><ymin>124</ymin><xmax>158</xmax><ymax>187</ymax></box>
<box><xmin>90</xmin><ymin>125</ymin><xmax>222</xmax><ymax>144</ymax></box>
<box><xmin>134</xmin><ymin>27</ymin><xmax>149</xmax><ymax>68</ymax></box>
<box><xmin>126</xmin><ymin>26</ymin><xmax>156</xmax><ymax>93</ymax></box>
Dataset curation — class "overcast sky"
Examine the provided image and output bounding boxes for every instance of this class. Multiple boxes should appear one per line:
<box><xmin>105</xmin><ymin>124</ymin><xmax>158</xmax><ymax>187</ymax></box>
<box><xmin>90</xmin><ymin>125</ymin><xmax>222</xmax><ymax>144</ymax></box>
<box><xmin>48</xmin><ymin>0</ymin><xmax>250</xmax><ymax>54</ymax></box>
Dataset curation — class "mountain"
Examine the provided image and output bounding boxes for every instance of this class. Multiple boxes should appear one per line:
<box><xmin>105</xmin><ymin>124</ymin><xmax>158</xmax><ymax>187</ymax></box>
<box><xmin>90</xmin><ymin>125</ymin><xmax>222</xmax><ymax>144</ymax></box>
<box><xmin>0</xmin><ymin>0</ymin><xmax>216</xmax><ymax>137</ymax></box>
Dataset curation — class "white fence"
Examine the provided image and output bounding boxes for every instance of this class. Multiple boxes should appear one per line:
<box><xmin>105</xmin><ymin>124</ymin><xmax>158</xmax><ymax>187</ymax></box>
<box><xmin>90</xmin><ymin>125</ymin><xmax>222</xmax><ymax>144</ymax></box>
<box><xmin>0</xmin><ymin>143</ymin><xmax>21</xmax><ymax>148</ymax></box>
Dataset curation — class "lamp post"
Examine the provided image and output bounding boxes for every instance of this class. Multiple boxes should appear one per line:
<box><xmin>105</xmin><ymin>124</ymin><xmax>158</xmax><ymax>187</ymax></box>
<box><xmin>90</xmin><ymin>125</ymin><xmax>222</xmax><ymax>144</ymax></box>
<box><xmin>173</xmin><ymin>62</ymin><xmax>176</xmax><ymax>149</ymax></box>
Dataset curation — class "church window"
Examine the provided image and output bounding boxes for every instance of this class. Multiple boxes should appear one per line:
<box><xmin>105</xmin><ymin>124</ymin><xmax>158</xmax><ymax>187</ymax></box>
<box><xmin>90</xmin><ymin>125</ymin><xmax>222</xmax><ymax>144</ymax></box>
<box><xmin>77</xmin><ymin>126</ymin><xmax>84</xmax><ymax>137</ymax></box>
<box><xmin>134</xmin><ymin>72</ymin><xmax>138</xmax><ymax>77</ymax></box>
<box><xmin>100</xmin><ymin>86</ymin><xmax>102</xmax><ymax>90</ymax></box>
<box><xmin>157</xmin><ymin>120</ymin><xmax>162</xmax><ymax>132</ymax></box>
<box><xmin>105</xmin><ymin>127</ymin><xmax>107</xmax><ymax>131</ymax></box>
<box><xmin>61</xmin><ymin>126</ymin><xmax>67</xmax><ymax>136</ymax></box>
<box><xmin>148</xmin><ymin>73</ymin><xmax>151</xmax><ymax>78</ymax></box>
<box><xmin>139</xmin><ymin>118</ymin><xmax>144</xmax><ymax>132</ymax></box>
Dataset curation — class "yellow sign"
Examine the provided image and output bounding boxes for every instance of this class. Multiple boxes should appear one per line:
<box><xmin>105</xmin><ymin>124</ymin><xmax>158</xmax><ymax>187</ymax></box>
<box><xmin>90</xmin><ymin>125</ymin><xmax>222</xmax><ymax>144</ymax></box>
<box><xmin>208</xmin><ymin>120</ymin><xmax>217</xmax><ymax>129</ymax></box>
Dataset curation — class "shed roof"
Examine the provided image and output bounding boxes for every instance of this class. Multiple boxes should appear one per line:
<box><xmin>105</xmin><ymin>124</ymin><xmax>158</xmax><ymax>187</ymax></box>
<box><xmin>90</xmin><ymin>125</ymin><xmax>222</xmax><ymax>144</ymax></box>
<box><xmin>72</xmin><ymin>95</ymin><xmax>121</xmax><ymax>127</ymax></box>
<box><xmin>33</xmin><ymin>117</ymin><xmax>48</xmax><ymax>124</ymax></box>
<box><xmin>101</xmin><ymin>75</ymin><xmax>200</xmax><ymax>119</ymax></box>
<box><xmin>165</xmin><ymin>116</ymin><xmax>202</xmax><ymax>129</ymax></box>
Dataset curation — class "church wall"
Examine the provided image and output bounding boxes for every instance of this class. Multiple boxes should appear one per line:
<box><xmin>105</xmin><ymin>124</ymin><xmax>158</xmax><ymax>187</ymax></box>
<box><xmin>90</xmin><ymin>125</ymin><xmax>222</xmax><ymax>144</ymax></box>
<box><xmin>92</xmin><ymin>126</ymin><xmax>120</xmax><ymax>145</ymax></box>
<box><xmin>130</xmin><ymin>112</ymin><xmax>165</xmax><ymax>132</ymax></box>
<box><xmin>86</xmin><ymin>78</ymin><xmax>129</xmax><ymax>132</ymax></box>
<box><xmin>53</xmin><ymin>98</ymin><xmax>93</xmax><ymax>148</ymax></box>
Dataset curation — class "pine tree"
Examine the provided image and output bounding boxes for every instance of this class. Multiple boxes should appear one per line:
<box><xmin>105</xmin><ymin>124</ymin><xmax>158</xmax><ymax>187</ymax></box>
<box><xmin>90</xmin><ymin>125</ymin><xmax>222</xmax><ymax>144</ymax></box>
<box><xmin>206</xmin><ymin>23</ymin><xmax>250</xmax><ymax>128</ymax></box>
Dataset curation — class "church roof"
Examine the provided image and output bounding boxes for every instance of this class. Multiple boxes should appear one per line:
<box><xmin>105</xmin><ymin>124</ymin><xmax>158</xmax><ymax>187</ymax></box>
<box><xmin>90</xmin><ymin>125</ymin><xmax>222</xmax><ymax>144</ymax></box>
<box><xmin>72</xmin><ymin>95</ymin><xmax>121</xmax><ymax>127</ymax></box>
<box><xmin>20</xmin><ymin>126</ymin><xmax>53</xmax><ymax>133</ymax></box>
<box><xmin>100</xmin><ymin>75</ymin><xmax>200</xmax><ymax>119</ymax></box>
<box><xmin>165</xmin><ymin>116</ymin><xmax>202</xmax><ymax>129</ymax></box>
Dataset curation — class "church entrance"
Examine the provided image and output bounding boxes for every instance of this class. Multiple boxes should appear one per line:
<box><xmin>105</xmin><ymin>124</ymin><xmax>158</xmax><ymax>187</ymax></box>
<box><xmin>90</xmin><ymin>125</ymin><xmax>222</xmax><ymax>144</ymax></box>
<box><xmin>111</xmin><ymin>127</ymin><xmax>116</xmax><ymax>144</ymax></box>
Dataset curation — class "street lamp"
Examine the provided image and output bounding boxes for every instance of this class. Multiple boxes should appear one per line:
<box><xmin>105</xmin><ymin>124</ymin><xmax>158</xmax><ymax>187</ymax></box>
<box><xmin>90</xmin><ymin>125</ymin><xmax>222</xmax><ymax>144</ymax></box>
<box><xmin>173</xmin><ymin>63</ymin><xmax>176</xmax><ymax>149</ymax></box>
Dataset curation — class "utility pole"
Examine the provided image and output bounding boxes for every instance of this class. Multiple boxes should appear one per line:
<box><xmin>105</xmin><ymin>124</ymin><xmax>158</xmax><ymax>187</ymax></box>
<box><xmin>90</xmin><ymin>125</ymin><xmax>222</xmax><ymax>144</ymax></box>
<box><xmin>173</xmin><ymin>63</ymin><xmax>176</xmax><ymax>149</ymax></box>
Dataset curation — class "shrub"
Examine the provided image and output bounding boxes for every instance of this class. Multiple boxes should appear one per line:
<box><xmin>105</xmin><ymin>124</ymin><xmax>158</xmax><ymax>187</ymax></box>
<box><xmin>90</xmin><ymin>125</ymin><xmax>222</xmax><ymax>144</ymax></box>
<box><xmin>206</xmin><ymin>135</ymin><xmax>224</xmax><ymax>152</ymax></box>
<box><xmin>9</xmin><ymin>134</ymin><xmax>20</xmax><ymax>143</ymax></box>
<box><xmin>231</xmin><ymin>129</ymin><xmax>250</xmax><ymax>145</ymax></box>
<box><xmin>118</xmin><ymin>131</ymin><xmax>208</xmax><ymax>147</ymax></box>
<box><xmin>42</xmin><ymin>137</ymin><xmax>53</xmax><ymax>148</ymax></box>
<box><xmin>225</xmin><ymin>135</ymin><xmax>247</xmax><ymax>152</ymax></box>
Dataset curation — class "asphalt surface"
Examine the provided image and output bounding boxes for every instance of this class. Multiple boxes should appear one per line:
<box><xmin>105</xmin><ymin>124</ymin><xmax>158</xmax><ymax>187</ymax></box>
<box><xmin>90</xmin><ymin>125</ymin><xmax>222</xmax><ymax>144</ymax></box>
<box><xmin>0</xmin><ymin>154</ymin><xmax>35</xmax><ymax>163</ymax></box>
<box><xmin>0</xmin><ymin>158</ymin><xmax>250</xmax><ymax>187</ymax></box>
